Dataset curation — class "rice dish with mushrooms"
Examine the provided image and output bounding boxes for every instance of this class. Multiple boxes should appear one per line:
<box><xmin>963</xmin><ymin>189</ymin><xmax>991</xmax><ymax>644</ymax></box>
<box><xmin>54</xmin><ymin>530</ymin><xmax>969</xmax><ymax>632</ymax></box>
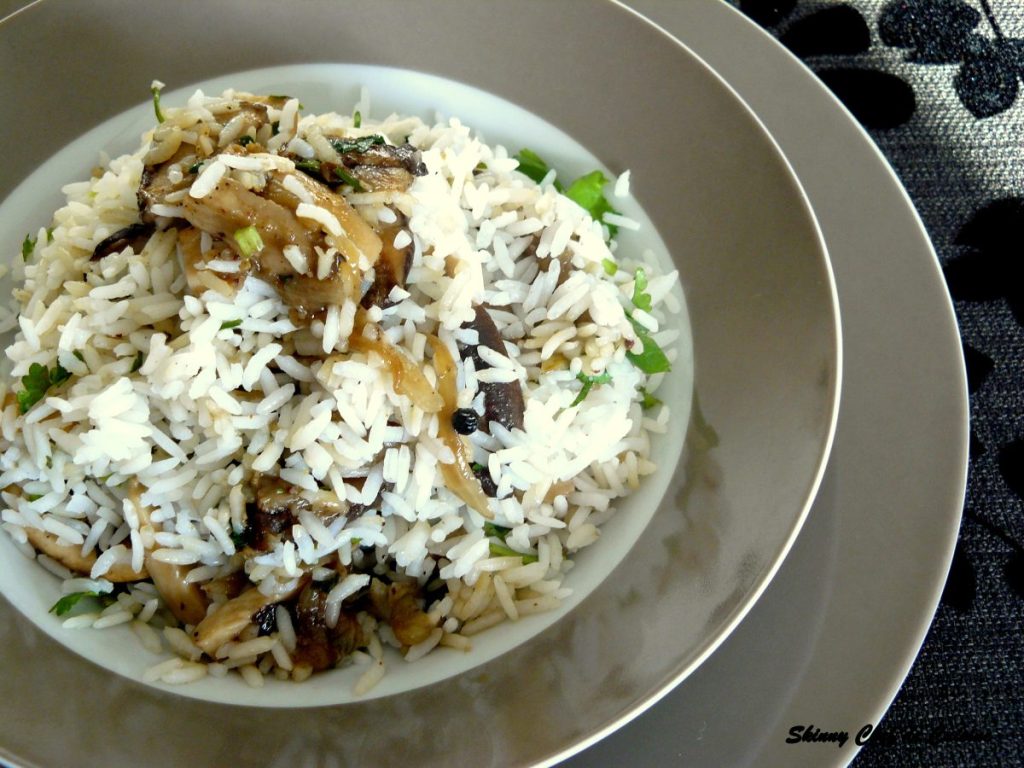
<box><xmin>0</xmin><ymin>84</ymin><xmax>679</xmax><ymax>691</ymax></box>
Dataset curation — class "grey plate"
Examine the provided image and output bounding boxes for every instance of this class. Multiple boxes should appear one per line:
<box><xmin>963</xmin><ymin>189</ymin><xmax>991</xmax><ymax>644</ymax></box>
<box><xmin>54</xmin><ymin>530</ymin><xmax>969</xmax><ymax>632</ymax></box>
<box><xmin>0</xmin><ymin>1</ymin><xmax>840</xmax><ymax>766</ymax></box>
<box><xmin>570</xmin><ymin>2</ymin><xmax>969</xmax><ymax>766</ymax></box>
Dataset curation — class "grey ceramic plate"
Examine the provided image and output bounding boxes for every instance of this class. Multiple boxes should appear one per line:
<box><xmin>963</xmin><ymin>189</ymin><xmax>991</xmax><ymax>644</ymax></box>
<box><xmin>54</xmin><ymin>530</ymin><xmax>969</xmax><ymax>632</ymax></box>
<box><xmin>570</xmin><ymin>2</ymin><xmax>969</xmax><ymax>766</ymax></box>
<box><xmin>0</xmin><ymin>1</ymin><xmax>839</xmax><ymax>766</ymax></box>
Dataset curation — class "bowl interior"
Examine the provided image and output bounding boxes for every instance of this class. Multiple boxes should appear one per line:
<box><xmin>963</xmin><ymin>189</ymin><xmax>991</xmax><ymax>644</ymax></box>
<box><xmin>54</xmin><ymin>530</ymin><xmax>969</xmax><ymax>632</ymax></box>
<box><xmin>0</xmin><ymin>1</ymin><xmax>839</xmax><ymax>766</ymax></box>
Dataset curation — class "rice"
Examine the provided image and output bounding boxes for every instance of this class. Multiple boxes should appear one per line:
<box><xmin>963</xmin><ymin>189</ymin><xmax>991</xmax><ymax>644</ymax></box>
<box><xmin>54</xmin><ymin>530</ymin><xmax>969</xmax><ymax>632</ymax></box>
<box><xmin>0</xmin><ymin>84</ymin><xmax>680</xmax><ymax>695</ymax></box>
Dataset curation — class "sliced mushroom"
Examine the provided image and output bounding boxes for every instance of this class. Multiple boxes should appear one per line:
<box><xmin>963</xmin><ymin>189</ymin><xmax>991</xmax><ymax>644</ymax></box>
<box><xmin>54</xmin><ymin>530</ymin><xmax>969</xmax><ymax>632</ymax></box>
<box><xmin>361</xmin><ymin>213</ymin><xmax>412</xmax><ymax>309</ymax></box>
<box><xmin>368</xmin><ymin>578</ymin><xmax>436</xmax><ymax>647</ymax></box>
<box><xmin>134</xmin><ymin>500</ymin><xmax>209</xmax><ymax>626</ymax></box>
<box><xmin>428</xmin><ymin>335</ymin><xmax>493</xmax><ymax>519</ymax></box>
<box><xmin>350</xmin><ymin>332</ymin><xmax>444</xmax><ymax>414</ymax></box>
<box><xmin>138</xmin><ymin>143</ymin><xmax>196</xmax><ymax>224</ymax></box>
<box><xmin>242</xmin><ymin>477</ymin><xmax>346</xmax><ymax>552</ymax></box>
<box><xmin>290</xmin><ymin>581</ymin><xmax>366</xmax><ymax>671</ymax></box>
<box><xmin>91</xmin><ymin>223</ymin><xmax>156</xmax><ymax>261</ymax></box>
<box><xmin>23</xmin><ymin>527</ymin><xmax>147</xmax><ymax>583</ymax></box>
<box><xmin>464</xmin><ymin>305</ymin><xmax>526</xmax><ymax>432</ymax></box>
<box><xmin>192</xmin><ymin>580</ymin><xmax>305</xmax><ymax>656</ymax></box>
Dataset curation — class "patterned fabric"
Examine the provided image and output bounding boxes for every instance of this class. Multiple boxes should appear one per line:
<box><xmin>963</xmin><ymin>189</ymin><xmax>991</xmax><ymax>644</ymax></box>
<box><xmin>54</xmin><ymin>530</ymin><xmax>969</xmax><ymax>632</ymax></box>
<box><xmin>731</xmin><ymin>1</ymin><xmax>1024</xmax><ymax>764</ymax></box>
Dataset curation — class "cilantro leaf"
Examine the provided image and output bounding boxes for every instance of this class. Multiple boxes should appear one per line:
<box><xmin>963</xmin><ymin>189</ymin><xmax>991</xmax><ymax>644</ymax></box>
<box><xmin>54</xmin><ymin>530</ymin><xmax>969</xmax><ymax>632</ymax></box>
<box><xmin>353</xmin><ymin>110</ymin><xmax>362</xmax><ymax>128</ymax></box>
<box><xmin>130</xmin><ymin>351</ymin><xmax>144</xmax><ymax>373</ymax></box>
<box><xmin>49</xmin><ymin>591</ymin><xmax>100</xmax><ymax>617</ymax></box>
<box><xmin>219</xmin><ymin>319</ymin><xmax>242</xmax><ymax>330</ymax></box>
<box><xmin>631</xmin><ymin>267</ymin><xmax>652</xmax><ymax>312</ymax></box>
<box><xmin>17</xmin><ymin>362</ymin><xmax>73</xmax><ymax>413</ymax></box>
<box><xmin>329</xmin><ymin>135</ymin><xmax>386</xmax><ymax>155</ymax></box>
<box><xmin>638</xmin><ymin>386</ymin><xmax>662</xmax><ymax>410</ymax></box>
<box><xmin>488</xmin><ymin>541</ymin><xmax>539</xmax><ymax>564</ymax></box>
<box><xmin>602</xmin><ymin>258</ymin><xmax>618</xmax><ymax>276</ymax></box>
<box><xmin>229</xmin><ymin>528</ymin><xmax>248</xmax><ymax>549</ymax></box>
<box><xmin>626</xmin><ymin>318</ymin><xmax>671</xmax><ymax>374</ymax></box>
<box><xmin>21</xmin><ymin>233</ymin><xmax>35</xmax><ymax>262</ymax></box>
<box><xmin>571</xmin><ymin>370</ymin><xmax>613</xmax><ymax>406</ymax></box>
<box><xmin>514</xmin><ymin>148</ymin><xmax>564</xmax><ymax>191</ymax></box>
<box><xmin>483</xmin><ymin>521</ymin><xmax>511</xmax><ymax>540</ymax></box>
<box><xmin>565</xmin><ymin>171</ymin><xmax>620</xmax><ymax>237</ymax></box>
<box><xmin>236</xmin><ymin>135</ymin><xmax>254</xmax><ymax>147</ymax></box>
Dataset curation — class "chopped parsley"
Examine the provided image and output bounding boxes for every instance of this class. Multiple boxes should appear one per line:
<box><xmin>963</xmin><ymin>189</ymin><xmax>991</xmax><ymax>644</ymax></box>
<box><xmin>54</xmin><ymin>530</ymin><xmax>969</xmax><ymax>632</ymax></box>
<box><xmin>353</xmin><ymin>110</ymin><xmax>362</xmax><ymax>128</ymax></box>
<box><xmin>638</xmin><ymin>386</ymin><xmax>662</xmax><ymax>410</ymax></box>
<box><xmin>626</xmin><ymin>318</ymin><xmax>671</xmax><ymax>374</ymax></box>
<box><xmin>17</xmin><ymin>362</ymin><xmax>72</xmax><ymax>414</ymax></box>
<box><xmin>572</xmin><ymin>370</ymin><xmax>613</xmax><ymax>406</ymax></box>
<box><xmin>130</xmin><ymin>351</ymin><xmax>144</xmax><ymax>373</ymax></box>
<box><xmin>46</xmin><ymin>227</ymin><xmax>54</xmax><ymax>242</ymax></box>
<box><xmin>219</xmin><ymin>319</ymin><xmax>243</xmax><ymax>330</ymax></box>
<box><xmin>233</xmin><ymin>226</ymin><xmax>264</xmax><ymax>258</ymax></box>
<box><xmin>49</xmin><ymin>591</ymin><xmax>100</xmax><ymax>617</ymax></box>
<box><xmin>150</xmin><ymin>81</ymin><xmax>165</xmax><ymax>124</ymax></box>
<box><xmin>294</xmin><ymin>159</ymin><xmax>321</xmax><ymax>175</ymax></box>
<box><xmin>483</xmin><ymin>521</ymin><xmax>511</xmax><ymax>539</ymax></box>
<box><xmin>329</xmin><ymin>135</ymin><xmax>386</xmax><ymax>155</ymax></box>
<box><xmin>602</xmin><ymin>258</ymin><xmax>618</xmax><ymax>276</ymax></box>
<box><xmin>21</xmin><ymin>233</ymin><xmax>35</xmax><ymax>261</ymax></box>
<box><xmin>631</xmin><ymin>267</ymin><xmax>652</xmax><ymax>312</ymax></box>
<box><xmin>514</xmin><ymin>149</ymin><xmax>621</xmax><ymax>236</ymax></box>
<box><xmin>565</xmin><ymin>170</ymin><xmax>620</xmax><ymax>237</ymax></box>
<box><xmin>332</xmin><ymin>165</ymin><xmax>364</xmax><ymax>192</ymax></box>
<box><xmin>236</xmin><ymin>135</ymin><xmax>255</xmax><ymax>147</ymax></box>
<box><xmin>188</xmin><ymin>161</ymin><xmax>203</xmax><ymax>174</ymax></box>
<box><xmin>488</xmin><ymin>541</ymin><xmax>539</xmax><ymax>564</ymax></box>
<box><xmin>229</xmin><ymin>529</ymin><xmax>248</xmax><ymax>549</ymax></box>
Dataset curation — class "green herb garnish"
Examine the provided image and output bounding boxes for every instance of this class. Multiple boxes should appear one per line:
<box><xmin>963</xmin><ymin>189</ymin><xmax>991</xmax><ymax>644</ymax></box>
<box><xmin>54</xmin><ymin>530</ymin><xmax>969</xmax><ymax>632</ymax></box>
<box><xmin>329</xmin><ymin>135</ymin><xmax>386</xmax><ymax>155</ymax></box>
<box><xmin>626</xmin><ymin>318</ymin><xmax>671</xmax><ymax>375</ymax></box>
<box><xmin>21</xmin><ymin>234</ymin><xmax>35</xmax><ymax>262</ymax></box>
<box><xmin>271</xmin><ymin>121</ymin><xmax>280</xmax><ymax>136</ymax></box>
<box><xmin>602</xmin><ymin>258</ymin><xmax>618</xmax><ymax>276</ymax></box>
<box><xmin>17</xmin><ymin>362</ymin><xmax>72</xmax><ymax>414</ymax></box>
<box><xmin>571</xmin><ymin>370</ymin><xmax>613</xmax><ymax>406</ymax></box>
<box><xmin>233</xmin><ymin>226</ymin><xmax>264</xmax><ymax>258</ymax></box>
<box><xmin>46</xmin><ymin>227</ymin><xmax>54</xmax><ymax>242</ymax></box>
<box><xmin>631</xmin><ymin>267</ymin><xmax>652</xmax><ymax>312</ymax></box>
<box><xmin>513</xmin><ymin>148</ymin><xmax>563</xmax><ymax>190</ymax></box>
<box><xmin>515</xmin><ymin>149</ymin><xmax>620</xmax><ymax>236</ymax></box>
<box><xmin>294</xmin><ymin>159</ymin><xmax>321</xmax><ymax>175</ymax></box>
<box><xmin>49</xmin><ymin>591</ymin><xmax>99</xmax><ymax>617</ymax></box>
<box><xmin>353</xmin><ymin>110</ymin><xmax>362</xmax><ymax>128</ymax></box>
<box><xmin>332</xmin><ymin>166</ymin><xmax>364</xmax><ymax>192</ymax></box>
<box><xmin>219</xmin><ymin>319</ymin><xmax>243</xmax><ymax>330</ymax></box>
<box><xmin>150</xmin><ymin>82</ymin><xmax>165</xmax><ymax>124</ymax></box>
<box><xmin>187</xmin><ymin>161</ymin><xmax>203</xmax><ymax>174</ymax></box>
<box><xmin>130</xmin><ymin>351</ymin><xmax>144</xmax><ymax>373</ymax></box>
<box><xmin>236</xmin><ymin>135</ymin><xmax>254</xmax><ymax>147</ymax></box>
<box><xmin>488</xmin><ymin>541</ymin><xmax>539</xmax><ymax>564</ymax></box>
<box><xmin>229</xmin><ymin>529</ymin><xmax>248</xmax><ymax>549</ymax></box>
<box><xmin>638</xmin><ymin>386</ymin><xmax>662</xmax><ymax>410</ymax></box>
<box><xmin>483</xmin><ymin>521</ymin><xmax>511</xmax><ymax>539</ymax></box>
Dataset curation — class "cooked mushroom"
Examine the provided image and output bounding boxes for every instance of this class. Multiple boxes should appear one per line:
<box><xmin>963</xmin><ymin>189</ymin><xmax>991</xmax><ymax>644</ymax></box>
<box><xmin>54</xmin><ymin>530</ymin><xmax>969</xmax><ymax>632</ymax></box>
<box><xmin>290</xmin><ymin>581</ymin><xmax>366</xmax><ymax>671</ymax></box>
<box><xmin>368</xmin><ymin>578</ymin><xmax>436</xmax><ymax>647</ymax></box>
<box><xmin>134</xmin><ymin>500</ymin><xmax>209</xmax><ymax>626</ymax></box>
<box><xmin>23</xmin><ymin>527</ymin><xmax>147</xmax><ymax>583</ymax></box>
<box><xmin>91</xmin><ymin>223</ymin><xmax>156</xmax><ymax>261</ymax></box>
<box><xmin>349</xmin><ymin>332</ymin><xmax>444</xmax><ymax>414</ymax></box>
<box><xmin>361</xmin><ymin>213</ymin><xmax>412</xmax><ymax>309</ymax></box>
<box><xmin>428</xmin><ymin>335</ymin><xmax>493</xmax><ymax>519</ymax></box>
<box><xmin>294</xmin><ymin>140</ymin><xmax>427</xmax><ymax>193</ymax></box>
<box><xmin>192</xmin><ymin>580</ymin><xmax>305</xmax><ymax>656</ymax></box>
<box><xmin>242</xmin><ymin>477</ymin><xmax>347</xmax><ymax>552</ymax></box>
<box><xmin>464</xmin><ymin>305</ymin><xmax>526</xmax><ymax>432</ymax></box>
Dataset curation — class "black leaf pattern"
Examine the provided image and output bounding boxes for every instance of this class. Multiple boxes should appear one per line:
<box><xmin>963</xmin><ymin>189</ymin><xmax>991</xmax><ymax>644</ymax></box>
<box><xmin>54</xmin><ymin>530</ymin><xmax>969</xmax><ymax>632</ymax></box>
<box><xmin>879</xmin><ymin>0</ymin><xmax>983</xmax><ymax>63</ymax></box>
<box><xmin>879</xmin><ymin>0</ymin><xmax>1024</xmax><ymax>117</ymax></box>
<box><xmin>945</xmin><ymin>198</ymin><xmax>1024</xmax><ymax>321</ymax></box>
<box><xmin>1005</xmin><ymin>553</ymin><xmax>1024</xmax><ymax>600</ymax></box>
<box><xmin>940</xmin><ymin>541</ymin><xmax>977</xmax><ymax>611</ymax></box>
<box><xmin>998</xmin><ymin>439</ymin><xmax>1024</xmax><ymax>499</ymax></box>
<box><xmin>738</xmin><ymin>0</ymin><xmax>798</xmax><ymax>27</ymax></box>
<box><xmin>779</xmin><ymin>5</ymin><xmax>872</xmax><ymax>57</ymax></box>
<box><xmin>962</xmin><ymin>342</ymin><xmax>994</xmax><ymax>393</ymax></box>
<box><xmin>815</xmin><ymin>67</ymin><xmax>917</xmax><ymax>127</ymax></box>
<box><xmin>955</xmin><ymin>41</ymin><xmax>1020</xmax><ymax>117</ymax></box>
